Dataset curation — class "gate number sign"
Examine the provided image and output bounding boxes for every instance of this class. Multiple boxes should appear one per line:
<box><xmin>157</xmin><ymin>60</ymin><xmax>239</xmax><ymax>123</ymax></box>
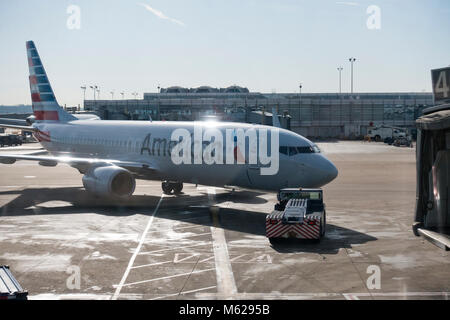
<box><xmin>431</xmin><ymin>67</ymin><xmax>450</xmax><ymax>103</ymax></box>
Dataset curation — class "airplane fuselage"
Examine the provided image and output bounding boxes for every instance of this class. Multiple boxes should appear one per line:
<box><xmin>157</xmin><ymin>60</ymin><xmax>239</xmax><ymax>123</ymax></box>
<box><xmin>34</xmin><ymin>120</ymin><xmax>338</xmax><ymax>191</ymax></box>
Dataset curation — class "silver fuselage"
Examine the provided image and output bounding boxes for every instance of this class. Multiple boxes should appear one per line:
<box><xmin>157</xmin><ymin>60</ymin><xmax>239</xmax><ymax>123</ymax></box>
<box><xmin>34</xmin><ymin>120</ymin><xmax>338</xmax><ymax>191</ymax></box>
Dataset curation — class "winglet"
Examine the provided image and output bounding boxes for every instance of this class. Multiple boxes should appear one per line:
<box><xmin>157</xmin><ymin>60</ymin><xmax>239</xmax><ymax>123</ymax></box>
<box><xmin>271</xmin><ymin>107</ymin><xmax>281</xmax><ymax>128</ymax></box>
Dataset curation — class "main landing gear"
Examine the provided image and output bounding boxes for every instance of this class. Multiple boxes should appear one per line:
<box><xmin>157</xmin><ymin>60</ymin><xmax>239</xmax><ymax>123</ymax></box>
<box><xmin>161</xmin><ymin>181</ymin><xmax>183</xmax><ymax>195</ymax></box>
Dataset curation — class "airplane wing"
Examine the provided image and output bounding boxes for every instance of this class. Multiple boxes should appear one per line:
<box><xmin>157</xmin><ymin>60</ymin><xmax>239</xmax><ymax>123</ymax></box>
<box><xmin>0</xmin><ymin>118</ymin><xmax>29</xmax><ymax>126</ymax></box>
<box><xmin>0</xmin><ymin>153</ymin><xmax>158</xmax><ymax>173</ymax></box>
<box><xmin>0</xmin><ymin>123</ymin><xmax>37</xmax><ymax>132</ymax></box>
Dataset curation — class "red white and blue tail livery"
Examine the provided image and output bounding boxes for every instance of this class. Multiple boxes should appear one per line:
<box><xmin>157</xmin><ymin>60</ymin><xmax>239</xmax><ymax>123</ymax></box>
<box><xmin>26</xmin><ymin>41</ymin><xmax>76</xmax><ymax>122</ymax></box>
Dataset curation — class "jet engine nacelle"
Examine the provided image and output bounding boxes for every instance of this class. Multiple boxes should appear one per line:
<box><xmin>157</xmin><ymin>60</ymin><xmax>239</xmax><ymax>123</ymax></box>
<box><xmin>82</xmin><ymin>166</ymin><xmax>136</xmax><ymax>198</ymax></box>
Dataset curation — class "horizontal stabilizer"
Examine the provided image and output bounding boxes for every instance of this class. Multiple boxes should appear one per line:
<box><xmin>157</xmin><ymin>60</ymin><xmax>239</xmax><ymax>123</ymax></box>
<box><xmin>0</xmin><ymin>123</ymin><xmax>37</xmax><ymax>132</ymax></box>
<box><xmin>0</xmin><ymin>118</ymin><xmax>29</xmax><ymax>126</ymax></box>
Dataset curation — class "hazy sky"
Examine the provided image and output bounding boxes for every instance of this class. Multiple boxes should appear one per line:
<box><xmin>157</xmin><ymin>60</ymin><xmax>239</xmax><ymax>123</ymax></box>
<box><xmin>0</xmin><ymin>0</ymin><xmax>449</xmax><ymax>106</ymax></box>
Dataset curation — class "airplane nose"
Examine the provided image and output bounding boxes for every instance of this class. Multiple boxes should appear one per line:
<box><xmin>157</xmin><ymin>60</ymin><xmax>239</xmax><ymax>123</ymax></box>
<box><xmin>296</xmin><ymin>154</ymin><xmax>338</xmax><ymax>187</ymax></box>
<box><xmin>324</xmin><ymin>159</ymin><xmax>338</xmax><ymax>183</ymax></box>
<box><xmin>315</xmin><ymin>156</ymin><xmax>338</xmax><ymax>186</ymax></box>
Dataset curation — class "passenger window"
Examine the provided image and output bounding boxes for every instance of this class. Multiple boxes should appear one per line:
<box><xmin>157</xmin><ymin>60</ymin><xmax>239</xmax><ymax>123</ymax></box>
<box><xmin>279</xmin><ymin>146</ymin><xmax>288</xmax><ymax>155</ymax></box>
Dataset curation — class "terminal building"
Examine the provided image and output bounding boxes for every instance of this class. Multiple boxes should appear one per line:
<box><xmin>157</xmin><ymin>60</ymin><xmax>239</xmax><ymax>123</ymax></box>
<box><xmin>84</xmin><ymin>86</ymin><xmax>433</xmax><ymax>139</ymax></box>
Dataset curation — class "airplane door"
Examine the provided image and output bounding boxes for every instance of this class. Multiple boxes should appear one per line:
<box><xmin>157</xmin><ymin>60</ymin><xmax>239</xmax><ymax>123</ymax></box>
<box><xmin>247</xmin><ymin>165</ymin><xmax>269</xmax><ymax>189</ymax></box>
<box><xmin>247</xmin><ymin>165</ymin><xmax>288</xmax><ymax>190</ymax></box>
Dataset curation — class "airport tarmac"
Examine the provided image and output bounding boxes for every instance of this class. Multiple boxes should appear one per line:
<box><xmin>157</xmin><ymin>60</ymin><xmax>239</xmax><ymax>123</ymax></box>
<box><xmin>0</xmin><ymin>140</ymin><xmax>449</xmax><ymax>300</ymax></box>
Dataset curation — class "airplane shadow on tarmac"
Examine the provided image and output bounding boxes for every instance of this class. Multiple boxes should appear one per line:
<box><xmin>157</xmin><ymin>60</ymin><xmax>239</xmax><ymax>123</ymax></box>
<box><xmin>0</xmin><ymin>187</ymin><xmax>377</xmax><ymax>254</ymax></box>
<box><xmin>0</xmin><ymin>186</ymin><xmax>267</xmax><ymax>214</ymax></box>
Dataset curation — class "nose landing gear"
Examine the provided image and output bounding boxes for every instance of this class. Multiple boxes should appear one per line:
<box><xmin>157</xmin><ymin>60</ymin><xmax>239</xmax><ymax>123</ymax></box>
<box><xmin>161</xmin><ymin>181</ymin><xmax>183</xmax><ymax>195</ymax></box>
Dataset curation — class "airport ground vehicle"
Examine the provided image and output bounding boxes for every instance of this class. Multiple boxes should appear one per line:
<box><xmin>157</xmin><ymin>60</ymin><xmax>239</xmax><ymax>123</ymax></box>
<box><xmin>0</xmin><ymin>265</ymin><xmax>28</xmax><ymax>300</ymax></box>
<box><xmin>9</xmin><ymin>135</ymin><xmax>22</xmax><ymax>146</ymax></box>
<box><xmin>367</xmin><ymin>125</ymin><xmax>407</xmax><ymax>142</ymax></box>
<box><xmin>266</xmin><ymin>188</ymin><xmax>326</xmax><ymax>243</ymax></box>
<box><xmin>413</xmin><ymin>104</ymin><xmax>450</xmax><ymax>250</ymax></box>
<box><xmin>0</xmin><ymin>134</ymin><xmax>22</xmax><ymax>147</ymax></box>
<box><xmin>393</xmin><ymin>136</ymin><xmax>412</xmax><ymax>147</ymax></box>
<box><xmin>0</xmin><ymin>135</ymin><xmax>8</xmax><ymax>147</ymax></box>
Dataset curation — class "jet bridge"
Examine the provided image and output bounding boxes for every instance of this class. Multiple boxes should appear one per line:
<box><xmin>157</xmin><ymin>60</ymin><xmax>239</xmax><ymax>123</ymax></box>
<box><xmin>413</xmin><ymin>104</ymin><xmax>450</xmax><ymax>250</ymax></box>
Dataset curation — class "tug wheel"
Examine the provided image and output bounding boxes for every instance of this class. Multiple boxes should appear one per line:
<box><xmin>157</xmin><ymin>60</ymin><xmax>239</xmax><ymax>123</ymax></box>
<box><xmin>172</xmin><ymin>182</ymin><xmax>183</xmax><ymax>194</ymax></box>
<box><xmin>269</xmin><ymin>238</ymin><xmax>281</xmax><ymax>245</ymax></box>
<box><xmin>321</xmin><ymin>210</ymin><xmax>326</xmax><ymax>237</ymax></box>
<box><xmin>162</xmin><ymin>181</ymin><xmax>173</xmax><ymax>195</ymax></box>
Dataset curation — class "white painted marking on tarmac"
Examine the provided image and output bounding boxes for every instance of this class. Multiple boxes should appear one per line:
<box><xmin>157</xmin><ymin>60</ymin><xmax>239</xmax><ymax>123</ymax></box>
<box><xmin>151</xmin><ymin>214</ymin><xmax>210</xmax><ymax>225</ymax></box>
<box><xmin>28</xmin><ymin>293</ymin><xmax>113</xmax><ymax>300</ymax></box>
<box><xmin>139</xmin><ymin>242</ymin><xmax>212</xmax><ymax>255</ymax></box>
<box><xmin>146</xmin><ymin>224</ymin><xmax>206</xmax><ymax>234</ymax></box>
<box><xmin>230</xmin><ymin>254</ymin><xmax>248</xmax><ymax>262</ymax></box>
<box><xmin>350</xmin><ymin>292</ymin><xmax>450</xmax><ymax>298</ymax></box>
<box><xmin>183</xmin><ymin>232</ymin><xmax>212</xmax><ymax>238</ymax></box>
<box><xmin>24</xmin><ymin>176</ymin><xmax>36</xmax><ymax>179</ymax></box>
<box><xmin>150</xmin><ymin>286</ymin><xmax>217</xmax><ymax>300</ymax></box>
<box><xmin>121</xmin><ymin>268</ymin><xmax>216</xmax><ymax>287</ymax></box>
<box><xmin>196</xmin><ymin>292</ymin><xmax>344</xmax><ymax>300</ymax></box>
<box><xmin>343</xmin><ymin>294</ymin><xmax>360</xmax><ymax>300</ymax></box>
<box><xmin>131</xmin><ymin>260</ymin><xmax>172</xmax><ymax>269</ymax></box>
<box><xmin>208</xmin><ymin>187</ymin><xmax>238</xmax><ymax>299</ymax></box>
<box><xmin>111</xmin><ymin>194</ymin><xmax>164</xmax><ymax>300</ymax></box>
<box><xmin>174</xmin><ymin>253</ymin><xmax>200</xmax><ymax>263</ymax></box>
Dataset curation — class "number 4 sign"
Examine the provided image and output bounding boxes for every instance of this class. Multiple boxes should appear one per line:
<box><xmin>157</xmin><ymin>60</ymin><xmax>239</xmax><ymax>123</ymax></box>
<box><xmin>432</xmin><ymin>68</ymin><xmax>450</xmax><ymax>102</ymax></box>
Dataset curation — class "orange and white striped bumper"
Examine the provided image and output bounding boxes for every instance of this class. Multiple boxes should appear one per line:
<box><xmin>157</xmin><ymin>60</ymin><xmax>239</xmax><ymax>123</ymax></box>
<box><xmin>266</xmin><ymin>214</ymin><xmax>321</xmax><ymax>239</ymax></box>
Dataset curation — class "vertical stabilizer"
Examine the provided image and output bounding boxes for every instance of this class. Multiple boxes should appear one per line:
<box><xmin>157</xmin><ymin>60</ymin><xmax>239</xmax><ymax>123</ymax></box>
<box><xmin>26</xmin><ymin>41</ymin><xmax>76</xmax><ymax>122</ymax></box>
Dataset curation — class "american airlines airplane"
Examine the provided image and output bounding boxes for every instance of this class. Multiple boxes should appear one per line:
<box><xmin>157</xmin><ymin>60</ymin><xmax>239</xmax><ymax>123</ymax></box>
<box><xmin>0</xmin><ymin>41</ymin><xmax>338</xmax><ymax>199</ymax></box>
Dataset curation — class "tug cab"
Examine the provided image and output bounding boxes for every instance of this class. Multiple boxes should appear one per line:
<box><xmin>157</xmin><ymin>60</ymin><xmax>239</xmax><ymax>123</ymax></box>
<box><xmin>267</xmin><ymin>188</ymin><xmax>326</xmax><ymax>243</ymax></box>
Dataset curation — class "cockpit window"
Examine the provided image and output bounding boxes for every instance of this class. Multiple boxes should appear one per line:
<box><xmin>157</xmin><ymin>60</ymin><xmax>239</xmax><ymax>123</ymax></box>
<box><xmin>297</xmin><ymin>146</ymin><xmax>313</xmax><ymax>154</ymax></box>
<box><xmin>279</xmin><ymin>146</ymin><xmax>288</xmax><ymax>155</ymax></box>
<box><xmin>279</xmin><ymin>145</ymin><xmax>321</xmax><ymax>156</ymax></box>
<box><xmin>289</xmin><ymin>147</ymin><xmax>298</xmax><ymax>156</ymax></box>
<box><xmin>312</xmin><ymin>144</ymin><xmax>321</xmax><ymax>153</ymax></box>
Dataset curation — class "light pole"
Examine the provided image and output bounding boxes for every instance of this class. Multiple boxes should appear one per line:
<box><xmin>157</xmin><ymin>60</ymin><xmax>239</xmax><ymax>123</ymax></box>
<box><xmin>96</xmin><ymin>86</ymin><xmax>101</xmax><ymax>100</ymax></box>
<box><xmin>337</xmin><ymin>67</ymin><xmax>343</xmax><ymax>94</ymax></box>
<box><xmin>299</xmin><ymin>83</ymin><xmax>303</xmax><ymax>122</ymax></box>
<box><xmin>132</xmin><ymin>92</ymin><xmax>138</xmax><ymax>99</ymax></box>
<box><xmin>349</xmin><ymin>58</ymin><xmax>356</xmax><ymax>94</ymax></box>
<box><xmin>110</xmin><ymin>90</ymin><xmax>114</xmax><ymax>100</ymax></box>
<box><xmin>120</xmin><ymin>92</ymin><xmax>124</xmax><ymax>100</ymax></box>
<box><xmin>80</xmin><ymin>85</ymin><xmax>86</xmax><ymax>107</ymax></box>
<box><xmin>90</xmin><ymin>85</ymin><xmax>97</xmax><ymax>101</ymax></box>
<box><xmin>299</xmin><ymin>83</ymin><xmax>302</xmax><ymax>103</ymax></box>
